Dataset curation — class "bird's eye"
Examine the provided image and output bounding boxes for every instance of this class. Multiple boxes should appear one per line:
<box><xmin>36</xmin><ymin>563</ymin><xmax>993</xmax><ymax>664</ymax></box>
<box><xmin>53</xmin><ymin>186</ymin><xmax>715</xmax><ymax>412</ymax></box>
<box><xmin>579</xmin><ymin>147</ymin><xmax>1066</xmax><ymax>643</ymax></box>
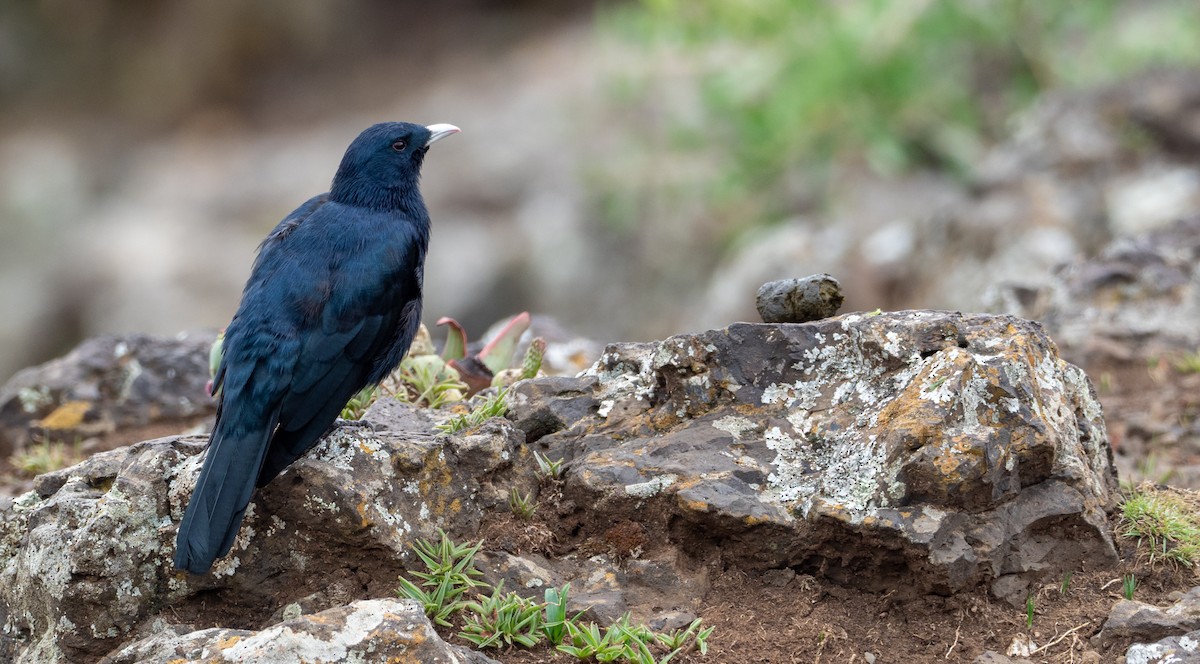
<box><xmin>391</xmin><ymin>139</ymin><xmax>407</xmax><ymax>151</ymax></box>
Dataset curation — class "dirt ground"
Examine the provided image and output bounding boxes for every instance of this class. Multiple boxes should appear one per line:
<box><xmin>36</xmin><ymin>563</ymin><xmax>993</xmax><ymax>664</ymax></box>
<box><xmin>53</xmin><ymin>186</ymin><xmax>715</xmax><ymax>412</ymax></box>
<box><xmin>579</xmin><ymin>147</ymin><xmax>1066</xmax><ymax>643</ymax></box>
<box><xmin>460</xmin><ymin>513</ymin><xmax>1198</xmax><ymax>664</ymax></box>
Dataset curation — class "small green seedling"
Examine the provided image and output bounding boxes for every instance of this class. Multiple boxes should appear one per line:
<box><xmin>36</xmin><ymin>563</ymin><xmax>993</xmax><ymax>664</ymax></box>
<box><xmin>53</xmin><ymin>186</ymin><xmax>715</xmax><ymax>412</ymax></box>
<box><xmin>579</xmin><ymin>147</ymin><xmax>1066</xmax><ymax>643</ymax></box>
<box><xmin>1123</xmin><ymin>574</ymin><xmax>1138</xmax><ymax>600</ymax></box>
<box><xmin>542</xmin><ymin>583</ymin><xmax>577</xmax><ymax>646</ymax></box>
<box><xmin>1025</xmin><ymin>595</ymin><xmax>1035</xmax><ymax>629</ymax></box>
<box><xmin>534</xmin><ymin>451</ymin><xmax>565</xmax><ymax>481</ymax></box>
<box><xmin>436</xmin><ymin>388</ymin><xmax>510</xmax><ymax>434</ymax></box>
<box><xmin>509</xmin><ymin>488</ymin><xmax>538</xmax><ymax>520</ymax></box>
<box><xmin>556</xmin><ymin>620</ymin><xmax>627</xmax><ymax>661</ymax></box>
<box><xmin>1060</xmin><ymin>570</ymin><xmax>1072</xmax><ymax>594</ymax></box>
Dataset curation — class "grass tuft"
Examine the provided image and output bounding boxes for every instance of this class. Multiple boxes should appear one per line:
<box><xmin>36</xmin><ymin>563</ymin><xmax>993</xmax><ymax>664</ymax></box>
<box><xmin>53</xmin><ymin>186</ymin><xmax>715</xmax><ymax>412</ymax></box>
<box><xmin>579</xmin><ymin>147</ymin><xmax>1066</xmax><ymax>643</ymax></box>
<box><xmin>1120</xmin><ymin>484</ymin><xmax>1200</xmax><ymax>567</ymax></box>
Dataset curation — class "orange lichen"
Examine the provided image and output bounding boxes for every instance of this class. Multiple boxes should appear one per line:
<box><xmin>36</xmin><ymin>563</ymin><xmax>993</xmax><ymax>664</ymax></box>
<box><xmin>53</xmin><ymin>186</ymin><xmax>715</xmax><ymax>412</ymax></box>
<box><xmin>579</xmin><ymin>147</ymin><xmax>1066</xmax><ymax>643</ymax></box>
<box><xmin>37</xmin><ymin>400</ymin><xmax>91</xmax><ymax>430</ymax></box>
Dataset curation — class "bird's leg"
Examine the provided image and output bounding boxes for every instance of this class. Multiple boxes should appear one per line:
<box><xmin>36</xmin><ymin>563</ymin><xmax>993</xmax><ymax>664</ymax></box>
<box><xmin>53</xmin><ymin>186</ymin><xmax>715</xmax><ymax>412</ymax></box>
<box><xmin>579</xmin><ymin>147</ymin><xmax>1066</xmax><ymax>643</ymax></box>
<box><xmin>331</xmin><ymin>418</ymin><xmax>381</xmax><ymax>432</ymax></box>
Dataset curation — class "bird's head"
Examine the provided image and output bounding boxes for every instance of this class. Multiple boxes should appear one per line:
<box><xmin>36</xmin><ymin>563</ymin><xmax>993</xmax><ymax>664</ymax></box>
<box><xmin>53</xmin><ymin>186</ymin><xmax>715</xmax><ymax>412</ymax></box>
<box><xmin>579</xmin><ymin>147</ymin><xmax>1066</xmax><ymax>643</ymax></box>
<box><xmin>330</xmin><ymin>121</ymin><xmax>460</xmax><ymax>209</ymax></box>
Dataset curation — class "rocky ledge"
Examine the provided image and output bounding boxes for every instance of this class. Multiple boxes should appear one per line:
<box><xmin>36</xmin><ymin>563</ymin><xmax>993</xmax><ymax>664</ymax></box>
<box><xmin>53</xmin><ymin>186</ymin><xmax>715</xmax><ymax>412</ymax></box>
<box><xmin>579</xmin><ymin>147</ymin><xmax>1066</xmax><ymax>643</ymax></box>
<box><xmin>0</xmin><ymin>311</ymin><xmax>1118</xmax><ymax>662</ymax></box>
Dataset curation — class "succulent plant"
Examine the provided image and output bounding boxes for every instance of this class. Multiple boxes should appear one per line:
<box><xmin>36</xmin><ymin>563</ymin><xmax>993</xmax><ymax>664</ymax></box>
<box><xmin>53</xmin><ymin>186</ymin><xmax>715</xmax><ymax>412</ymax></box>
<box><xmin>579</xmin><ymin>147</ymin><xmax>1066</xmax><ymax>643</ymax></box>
<box><xmin>203</xmin><ymin>313</ymin><xmax>543</xmax><ymax>416</ymax></box>
<box><xmin>204</xmin><ymin>329</ymin><xmax>225</xmax><ymax>397</ymax></box>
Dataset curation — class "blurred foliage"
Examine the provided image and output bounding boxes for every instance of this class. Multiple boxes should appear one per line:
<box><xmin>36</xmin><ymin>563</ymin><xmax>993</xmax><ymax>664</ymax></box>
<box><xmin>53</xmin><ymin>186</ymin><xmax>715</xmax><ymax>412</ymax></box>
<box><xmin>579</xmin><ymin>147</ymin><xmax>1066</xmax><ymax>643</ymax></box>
<box><xmin>602</xmin><ymin>0</ymin><xmax>1200</xmax><ymax>225</ymax></box>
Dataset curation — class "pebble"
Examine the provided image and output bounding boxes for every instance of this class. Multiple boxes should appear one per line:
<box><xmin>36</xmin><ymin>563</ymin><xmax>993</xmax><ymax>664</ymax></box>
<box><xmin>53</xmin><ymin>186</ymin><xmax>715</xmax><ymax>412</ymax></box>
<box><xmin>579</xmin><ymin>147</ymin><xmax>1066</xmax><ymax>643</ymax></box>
<box><xmin>756</xmin><ymin>274</ymin><xmax>844</xmax><ymax>324</ymax></box>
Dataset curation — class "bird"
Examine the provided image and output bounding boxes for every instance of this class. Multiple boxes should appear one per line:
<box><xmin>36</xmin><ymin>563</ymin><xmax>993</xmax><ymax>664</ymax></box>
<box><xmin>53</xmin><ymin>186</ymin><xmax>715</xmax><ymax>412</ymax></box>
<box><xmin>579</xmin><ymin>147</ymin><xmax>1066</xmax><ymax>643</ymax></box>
<box><xmin>174</xmin><ymin>121</ymin><xmax>460</xmax><ymax>574</ymax></box>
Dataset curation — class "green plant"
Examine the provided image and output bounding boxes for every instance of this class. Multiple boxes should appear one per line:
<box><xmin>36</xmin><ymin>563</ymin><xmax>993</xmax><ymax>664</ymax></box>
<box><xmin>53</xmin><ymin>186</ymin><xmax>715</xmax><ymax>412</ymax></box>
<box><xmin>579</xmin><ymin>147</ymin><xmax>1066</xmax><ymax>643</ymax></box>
<box><xmin>557</xmin><ymin>620</ymin><xmax>628</xmax><ymax>662</ymax></box>
<box><xmin>435</xmin><ymin>388</ymin><xmax>510</xmax><ymax>434</ymax></box>
<box><xmin>439</xmin><ymin>312</ymin><xmax>535</xmax><ymax>395</ymax></box>
<box><xmin>534</xmin><ymin>451</ymin><xmax>566</xmax><ymax>481</ymax></box>
<box><xmin>393</xmin><ymin>354</ymin><xmax>469</xmax><ymax>409</ymax></box>
<box><xmin>599</xmin><ymin>0</ymin><xmax>1200</xmax><ymax>250</ymax></box>
<box><xmin>654</xmin><ymin>618</ymin><xmax>713</xmax><ymax>655</ymax></box>
<box><xmin>1120</xmin><ymin>486</ymin><xmax>1200</xmax><ymax>566</ymax></box>
<box><xmin>339</xmin><ymin>385</ymin><xmax>376</xmax><ymax>420</ymax></box>
<box><xmin>1122</xmin><ymin>573</ymin><xmax>1138</xmax><ymax>600</ymax></box>
<box><xmin>394</xmin><ymin>532</ymin><xmax>714</xmax><ymax>661</ymax></box>
<box><xmin>459</xmin><ymin>582</ymin><xmax>545</xmax><ymax>649</ymax></box>
<box><xmin>396</xmin><ymin>530</ymin><xmax>485</xmax><ymax>627</ymax></box>
<box><xmin>1060</xmin><ymin>570</ymin><xmax>1072</xmax><ymax>594</ymax></box>
<box><xmin>1025</xmin><ymin>594</ymin><xmax>1035</xmax><ymax>629</ymax></box>
<box><xmin>11</xmin><ymin>439</ymin><xmax>80</xmax><ymax>476</ymax></box>
<box><xmin>542</xmin><ymin>583</ymin><xmax>576</xmax><ymax>646</ymax></box>
<box><xmin>508</xmin><ymin>487</ymin><xmax>538</xmax><ymax>521</ymax></box>
<box><xmin>1175</xmin><ymin>351</ymin><xmax>1200</xmax><ymax>374</ymax></box>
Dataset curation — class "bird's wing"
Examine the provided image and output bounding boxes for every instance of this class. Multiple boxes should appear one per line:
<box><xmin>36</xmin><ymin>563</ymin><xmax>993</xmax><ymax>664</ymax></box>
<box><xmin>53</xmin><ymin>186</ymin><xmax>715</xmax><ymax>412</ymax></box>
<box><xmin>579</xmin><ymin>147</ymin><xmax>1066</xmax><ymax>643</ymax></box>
<box><xmin>256</xmin><ymin>205</ymin><xmax>426</xmax><ymax>485</ymax></box>
<box><xmin>174</xmin><ymin>194</ymin><xmax>328</xmax><ymax>574</ymax></box>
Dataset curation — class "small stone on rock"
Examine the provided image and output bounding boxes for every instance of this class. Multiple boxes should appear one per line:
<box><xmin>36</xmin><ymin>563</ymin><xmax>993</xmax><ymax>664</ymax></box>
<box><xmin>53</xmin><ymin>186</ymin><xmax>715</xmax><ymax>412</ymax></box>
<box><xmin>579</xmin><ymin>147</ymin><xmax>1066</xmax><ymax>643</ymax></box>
<box><xmin>756</xmin><ymin>274</ymin><xmax>844</xmax><ymax>323</ymax></box>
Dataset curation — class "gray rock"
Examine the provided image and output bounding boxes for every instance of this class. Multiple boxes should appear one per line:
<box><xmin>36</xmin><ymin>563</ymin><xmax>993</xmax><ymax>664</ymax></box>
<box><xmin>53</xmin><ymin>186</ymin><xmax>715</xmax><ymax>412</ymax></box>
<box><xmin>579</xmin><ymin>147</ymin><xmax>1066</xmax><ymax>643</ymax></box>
<box><xmin>538</xmin><ymin>312</ymin><xmax>1116</xmax><ymax>596</ymax></box>
<box><xmin>0</xmin><ymin>400</ymin><xmax>532</xmax><ymax>663</ymax></box>
<box><xmin>1125</xmin><ymin>630</ymin><xmax>1200</xmax><ymax>664</ymax></box>
<box><xmin>0</xmin><ymin>332</ymin><xmax>217</xmax><ymax>458</ymax></box>
<box><xmin>508</xmin><ymin>375</ymin><xmax>598</xmax><ymax>443</ymax></box>
<box><xmin>98</xmin><ymin>599</ymin><xmax>498</xmax><ymax>664</ymax></box>
<box><xmin>973</xmin><ymin>651</ymin><xmax>1025</xmax><ymax>664</ymax></box>
<box><xmin>473</xmin><ymin>548</ymin><xmax>708</xmax><ymax>626</ymax></box>
<box><xmin>995</xmin><ymin>215</ymin><xmax>1200</xmax><ymax>357</ymax></box>
<box><xmin>755</xmin><ymin>274</ymin><xmax>844</xmax><ymax>324</ymax></box>
<box><xmin>991</xmin><ymin>215</ymin><xmax>1200</xmax><ymax>486</ymax></box>
<box><xmin>1094</xmin><ymin>587</ymin><xmax>1200</xmax><ymax>651</ymax></box>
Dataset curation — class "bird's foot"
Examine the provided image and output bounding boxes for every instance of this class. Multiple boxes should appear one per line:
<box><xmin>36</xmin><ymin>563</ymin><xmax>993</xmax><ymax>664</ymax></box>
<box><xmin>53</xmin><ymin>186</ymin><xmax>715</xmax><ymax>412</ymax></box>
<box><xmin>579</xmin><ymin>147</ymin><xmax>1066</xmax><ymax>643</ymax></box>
<box><xmin>333</xmin><ymin>418</ymin><xmax>381</xmax><ymax>432</ymax></box>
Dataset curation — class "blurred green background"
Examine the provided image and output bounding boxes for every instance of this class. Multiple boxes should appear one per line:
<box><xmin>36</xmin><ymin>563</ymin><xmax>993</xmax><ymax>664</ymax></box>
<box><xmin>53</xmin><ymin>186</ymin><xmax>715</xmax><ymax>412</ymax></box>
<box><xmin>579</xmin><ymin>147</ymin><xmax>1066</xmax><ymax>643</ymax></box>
<box><xmin>1</xmin><ymin>0</ymin><xmax>1198</xmax><ymax>380</ymax></box>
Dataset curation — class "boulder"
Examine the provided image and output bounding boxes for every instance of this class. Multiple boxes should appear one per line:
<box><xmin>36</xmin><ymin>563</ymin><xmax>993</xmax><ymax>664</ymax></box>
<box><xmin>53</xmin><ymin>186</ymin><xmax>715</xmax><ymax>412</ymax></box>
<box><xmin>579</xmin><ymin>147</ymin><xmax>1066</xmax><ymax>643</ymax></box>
<box><xmin>0</xmin><ymin>332</ymin><xmax>217</xmax><ymax>458</ymax></box>
<box><xmin>0</xmin><ymin>400</ymin><xmax>533</xmax><ymax>663</ymax></box>
<box><xmin>512</xmin><ymin>311</ymin><xmax>1118</xmax><ymax>600</ymax></box>
<box><xmin>98</xmin><ymin>599</ymin><xmax>498</xmax><ymax>664</ymax></box>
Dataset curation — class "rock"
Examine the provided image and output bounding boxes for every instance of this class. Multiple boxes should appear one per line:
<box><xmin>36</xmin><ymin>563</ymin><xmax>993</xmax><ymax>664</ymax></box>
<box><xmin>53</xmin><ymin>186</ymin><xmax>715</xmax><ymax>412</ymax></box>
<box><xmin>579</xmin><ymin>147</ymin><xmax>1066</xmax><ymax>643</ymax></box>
<box><xmin>1122</xmin><ymin>68</ymin><xmax>1200</xmax><ymax>157</ymax></box>
<box><xmin>995</xmin><ymin>216</ymin><xmax>1200</xmax><ymax>357</ymax></box>
<box><xmin>0</xmin><ymin>332</ymin><xmax>217</xmax><ymax>458</ymax></box>
<box><xmin>974</xmin><ymin>650</ymin><xmax>1023</xmax><ymax>663</ymax></box>
<box><xmin>99</xmin><ymin>598</ymin><xmax>499</xmax><ymax>664</ymax></box>
<box><xmin>0</xmin><ymin>400</ymin><xmax>532</xmax><ymax>663</ymax></box>
<box><xmin>1125</xmin><ymin>630</ymin><xmax>1200</xmax><ymax>664</ymax></box>
<box><xmin>473</xmin><ymin>548</ymin><xmax>708</xmax><ymax>625</ymax></box>
<box><xmin>508</xmin><ymin>375</ymin><xmax>598</xmax><ymax>443</ymax></box>
<box><xmin>533</xmin><ymin>311</ymin><xmax>1117</xmax><ymax>597</ymax></box>
<box><xmin>755</xmin><ymin>274</ymin><xmax>844</xmax><ymax>324</ymax></box>
<box><xmin>1093</xmin><ymin>587</ymin><xmax>1200</xmax><ymax>651</ymax></box>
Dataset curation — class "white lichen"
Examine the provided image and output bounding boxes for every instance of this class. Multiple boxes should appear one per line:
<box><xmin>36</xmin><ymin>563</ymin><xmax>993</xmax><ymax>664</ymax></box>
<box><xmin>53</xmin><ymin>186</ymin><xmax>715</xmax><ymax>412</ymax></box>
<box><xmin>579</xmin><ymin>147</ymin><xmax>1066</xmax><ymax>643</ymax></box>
<box><xmin>624</xmin><ymin>474</ymin><xmax>678</xmax><ymax>498</ymax></box>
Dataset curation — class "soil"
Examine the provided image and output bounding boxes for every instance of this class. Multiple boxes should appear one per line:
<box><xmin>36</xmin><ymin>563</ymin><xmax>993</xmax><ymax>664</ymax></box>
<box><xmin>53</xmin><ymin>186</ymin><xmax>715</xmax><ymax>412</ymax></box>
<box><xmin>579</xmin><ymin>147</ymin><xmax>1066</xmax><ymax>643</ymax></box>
<box><xmin>453</xmin><ymin>512</ymin><xmax>1199</xmax><ymax>664</ymax></box>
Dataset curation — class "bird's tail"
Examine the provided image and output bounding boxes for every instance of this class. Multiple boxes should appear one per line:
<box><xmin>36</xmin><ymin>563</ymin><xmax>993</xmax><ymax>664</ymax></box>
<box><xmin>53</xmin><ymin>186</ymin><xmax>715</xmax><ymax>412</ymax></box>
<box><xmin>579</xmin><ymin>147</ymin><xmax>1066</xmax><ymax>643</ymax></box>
<box><xmin>174</xmin><ymin>401</ymin><xmax>278</xmax><ymax>574</ymax></box>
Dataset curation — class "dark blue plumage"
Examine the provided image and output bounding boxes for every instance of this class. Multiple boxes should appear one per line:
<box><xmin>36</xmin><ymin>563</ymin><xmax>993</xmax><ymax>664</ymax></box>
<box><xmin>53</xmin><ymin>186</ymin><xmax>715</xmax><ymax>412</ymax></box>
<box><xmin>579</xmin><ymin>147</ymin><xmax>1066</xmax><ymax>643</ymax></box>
<box><xmin>174</xmin><ymin>122</ymin><xmax>459</xmax><ymax>574</ymax></box>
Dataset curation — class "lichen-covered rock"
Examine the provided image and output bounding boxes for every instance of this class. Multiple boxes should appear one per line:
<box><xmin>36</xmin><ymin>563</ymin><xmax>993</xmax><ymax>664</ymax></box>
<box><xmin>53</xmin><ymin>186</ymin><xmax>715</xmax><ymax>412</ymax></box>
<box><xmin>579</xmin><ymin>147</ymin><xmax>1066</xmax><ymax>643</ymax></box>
<box><xmin>0</xmin><ymin>400</ymin><xmax>531</xmax><ymax>663</ymax></box>
<box><xmin>1093</xmin><ymin>588</ymin><xmax>1200</xmax><ymax>651</ymax></box>
<box><xmin>0</xmin><ymin>332</ymin><xmax>217</xmax><ymax>458</ymax></box>
<box><xmin>99</xmin><ymin>599</ymin><xmax>498</xmax><ymax>664</ymax></box>
<box><xmin>520</xmin><ymin>311</ymin><xmax>1117</xmax><ymax>598</ymax></box>
<box><xmin>1124</xmin><ymin>630</ymin><xmax>1200</xmax><ymax>664</ymax></box>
